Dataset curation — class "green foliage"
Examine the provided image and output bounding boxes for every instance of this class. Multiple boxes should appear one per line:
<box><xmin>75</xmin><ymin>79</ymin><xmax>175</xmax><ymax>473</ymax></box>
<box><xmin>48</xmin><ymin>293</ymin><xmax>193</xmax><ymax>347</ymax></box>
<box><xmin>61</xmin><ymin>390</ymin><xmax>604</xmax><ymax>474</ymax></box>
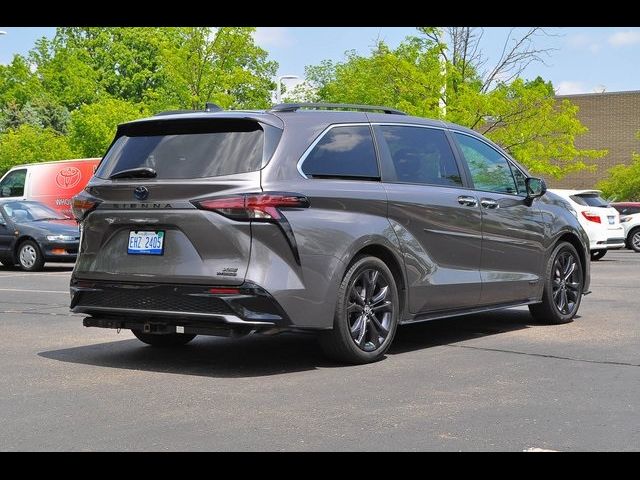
<box><xmin>0</xmin><ymin>125</ymin><xmax>77</xmax><ymax>175</ymax></box>
<box><xmin>0</xmin><ymin>27</ymin><xmax>278</xmax><ymax>166</ymax></box>
<box><xmin>598</xmin><ymin>132</ymin><xmax>640</xmax><ymax>201</ymax></box>
<box><xmin>69</xmin><ymin>99</ymin><xmax>149</xmax><ymax>157</ymax></box>
<box><xmin>305</xmin><ymin>31</ymin><xmax>606</xmax><ymax>179</ymax></box>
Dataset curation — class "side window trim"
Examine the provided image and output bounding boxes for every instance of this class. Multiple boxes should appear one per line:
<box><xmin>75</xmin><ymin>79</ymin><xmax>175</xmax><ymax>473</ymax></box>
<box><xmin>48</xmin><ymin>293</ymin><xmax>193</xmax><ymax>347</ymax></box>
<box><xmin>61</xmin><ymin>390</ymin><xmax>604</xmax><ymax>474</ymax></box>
<box><xmin>452</xmin><ymin>130</ymin><xmax>521</xmax><ymax>197</ymax></box>
<box><xmin>297</xmin><ymin>123</ymin><xmax>379</xmax><ymax>180</ymax></box>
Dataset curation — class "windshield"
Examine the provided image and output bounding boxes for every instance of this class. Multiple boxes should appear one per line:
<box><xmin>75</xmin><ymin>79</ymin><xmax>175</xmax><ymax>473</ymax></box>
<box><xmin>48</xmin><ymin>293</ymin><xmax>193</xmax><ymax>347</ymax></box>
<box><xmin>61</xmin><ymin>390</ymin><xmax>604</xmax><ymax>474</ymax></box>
<box><xmin>571</xmin><ymin>194</ymin><xmax>610</xmax><ymax>208</ymax></box>
<box><xmin>95</xmin><ymin>119</ymin><xmax>268</xmax><ymax>180</ymax></box>
<box><xmin>2</xmin><ymin>201</ymin><xmax>68</xmax><ymax>222</ymax></box>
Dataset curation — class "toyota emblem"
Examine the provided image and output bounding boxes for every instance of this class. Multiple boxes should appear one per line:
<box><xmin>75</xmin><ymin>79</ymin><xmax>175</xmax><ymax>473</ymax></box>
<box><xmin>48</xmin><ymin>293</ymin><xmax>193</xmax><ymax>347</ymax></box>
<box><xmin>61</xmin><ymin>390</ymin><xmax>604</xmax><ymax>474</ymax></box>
<box><xmin>134</xmin><ymin>186</ymin><xmax>149</xmax><ymax>201</ymax></box>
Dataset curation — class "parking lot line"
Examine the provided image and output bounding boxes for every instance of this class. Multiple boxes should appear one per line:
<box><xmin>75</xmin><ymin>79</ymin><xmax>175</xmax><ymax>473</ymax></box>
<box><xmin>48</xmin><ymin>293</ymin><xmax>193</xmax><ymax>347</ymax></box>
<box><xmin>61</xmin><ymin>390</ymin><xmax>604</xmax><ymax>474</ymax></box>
<box><xmin>0</xmin><ymin>288</ymin><xmax>68</xmax><ymax>294</ymax></box>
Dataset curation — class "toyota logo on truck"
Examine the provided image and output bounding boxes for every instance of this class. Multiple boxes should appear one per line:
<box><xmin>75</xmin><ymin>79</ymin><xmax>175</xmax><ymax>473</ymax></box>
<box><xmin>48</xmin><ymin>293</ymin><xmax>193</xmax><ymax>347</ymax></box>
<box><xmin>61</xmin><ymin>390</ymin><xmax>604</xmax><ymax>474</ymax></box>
<box><xmin>56</xmin><ymin>167</ymin><xmax>82</xmax><ymax>189</ymax></box>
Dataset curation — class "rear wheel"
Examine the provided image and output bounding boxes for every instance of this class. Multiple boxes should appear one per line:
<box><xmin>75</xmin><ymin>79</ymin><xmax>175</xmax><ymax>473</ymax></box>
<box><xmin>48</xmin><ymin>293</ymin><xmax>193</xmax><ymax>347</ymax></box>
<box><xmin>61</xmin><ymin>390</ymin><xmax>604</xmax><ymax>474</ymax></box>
<box><xmin>590</xmin><ymin>249</ymin><xmax>607</xmax><ymax>261</ymax></box>
<box><xmin>131</xmin><ymin>329</ymin><xmax>196</xmax><ymax>347</ymax></box>
<box><xmin>17</xmin><ymin>240</ymin><xmax>45</xmax><ymax>271</ymax></box>
<box><xmin>529</xmin><ymin>242</ymin><xmax>584</xmax><ymax>325</ymax></box>
<box><xmin>319</xmin><ymin>256</ymin><xmax>399</xmax><ymax>364</ymax></box>
<box><xmin>628</xmin><ymin>228</ymin><xmax>640</xmax><ymax>253</ymax></box>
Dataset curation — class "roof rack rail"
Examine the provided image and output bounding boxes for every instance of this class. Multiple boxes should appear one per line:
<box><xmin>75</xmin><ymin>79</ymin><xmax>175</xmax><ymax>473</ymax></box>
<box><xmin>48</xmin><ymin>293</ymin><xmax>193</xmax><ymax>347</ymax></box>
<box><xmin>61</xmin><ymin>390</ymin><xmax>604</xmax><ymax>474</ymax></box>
<box><xmin>269</xmin><ymin>102</ymin><xmax>407</xmax><ymax>115</ymax></box>
<box><xmin>154</xmin><ymin>110</ymin><xmax>196</xmax><ymax>117</ymax></box>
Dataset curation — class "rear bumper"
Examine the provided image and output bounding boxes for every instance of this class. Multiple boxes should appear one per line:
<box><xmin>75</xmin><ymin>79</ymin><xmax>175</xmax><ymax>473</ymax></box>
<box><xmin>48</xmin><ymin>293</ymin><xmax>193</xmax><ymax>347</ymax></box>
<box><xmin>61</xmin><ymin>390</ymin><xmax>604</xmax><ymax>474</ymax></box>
<box><xmin>70</xmin><ymin>279</ymin><xmax>293</xmax><ymax>333</ymax></box>
<box><xmin>606</xmin><ymin>237</ymin><xmax>626</xmax><ymax>250</ymax></box>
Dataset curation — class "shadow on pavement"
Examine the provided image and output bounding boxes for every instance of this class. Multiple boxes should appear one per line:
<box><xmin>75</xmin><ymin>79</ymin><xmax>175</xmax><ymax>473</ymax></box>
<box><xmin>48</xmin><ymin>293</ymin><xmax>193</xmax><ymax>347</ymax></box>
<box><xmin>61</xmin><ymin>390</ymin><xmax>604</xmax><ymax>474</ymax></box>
<box><xmin>39</xmin><ymin>308</ymin><xmax>535</xmax><ymax>378</ymax></box>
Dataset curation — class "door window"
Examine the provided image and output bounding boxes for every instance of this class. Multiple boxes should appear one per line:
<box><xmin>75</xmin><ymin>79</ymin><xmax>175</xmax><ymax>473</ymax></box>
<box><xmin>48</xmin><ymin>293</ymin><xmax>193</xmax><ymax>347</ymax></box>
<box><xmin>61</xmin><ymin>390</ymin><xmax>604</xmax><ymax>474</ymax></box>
<box><xmin>453</xmin><ymin>133</ymin><xmax>518</xmax><ymax>195</ymax></box>
<box><xmin>378</xmin><ymin>125</ymin><xmax>462</xmax><ymax>187</ymax></box>
<box><xmin>0</xmin><ymin>169</ymin><xmax>27</xmax><ymax>197</ymax></box>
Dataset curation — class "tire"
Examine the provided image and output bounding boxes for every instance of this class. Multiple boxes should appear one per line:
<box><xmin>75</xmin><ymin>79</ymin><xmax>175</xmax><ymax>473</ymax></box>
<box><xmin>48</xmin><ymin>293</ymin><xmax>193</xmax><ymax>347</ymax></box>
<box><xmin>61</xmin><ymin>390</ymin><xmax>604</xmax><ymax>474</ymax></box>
<box><xmin>131</xmin><ymin>329</ymin><xmax>196</xmax><ymax>347</ymax></box>
<box><xmin>529</xmin><ymin>242</ymin><xmax>584</xmax><ymax>325</ymax></box>
<box><xmin>319</xmin><ymin>256</ymin><xmax>399</xmax><ymax>364</ymax></box>
<box><xmin>17</xmin><ymin>240</ymin><xmax>45</xmax><ymax>272</ymax></box>
<box><xmin>590</xmin><ymin>249</ymin><xmax>607</xmax><ymax>261</ymax></box>
<box><xmin>628</xmin><ymin>228</ymin><xmax>640</xmax><ymax>253</ymax></box>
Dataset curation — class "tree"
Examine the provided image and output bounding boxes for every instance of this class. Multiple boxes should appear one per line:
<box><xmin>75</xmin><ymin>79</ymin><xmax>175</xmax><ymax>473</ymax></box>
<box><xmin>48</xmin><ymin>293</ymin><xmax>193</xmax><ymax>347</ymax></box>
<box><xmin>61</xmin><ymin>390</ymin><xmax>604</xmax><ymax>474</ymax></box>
<box><xmin>598</xmin><ymin>132</ymin><xmax>640</xmax><ymax>201</ymax></box>
<box><xmin>158</xmin><ymin>27</ymin><xmax>277</xmax><ymax>110</ymax></box>
<box><xmin>69</xmin><ymin>98</ymin><xmax>149</xmax><ymax>158</ymax></box>
<box><xmin>0</xmin><ymin>125</ymin><xmax>77</xmax><ymax>175</ymax></box>
<box><xmin>304</xmin><ymin>28</ymin><xmax>606</xmax><ymax>178</ymax></box>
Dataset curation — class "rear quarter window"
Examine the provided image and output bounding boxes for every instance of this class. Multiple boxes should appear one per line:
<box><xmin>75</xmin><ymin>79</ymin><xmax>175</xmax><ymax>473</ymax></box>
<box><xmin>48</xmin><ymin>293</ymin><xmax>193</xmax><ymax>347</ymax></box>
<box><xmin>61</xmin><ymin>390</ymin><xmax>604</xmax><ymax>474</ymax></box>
<box><xmin>301</xmin><ymin>125</ymin><xmax>379</xmax><ymax>179</ymax></box>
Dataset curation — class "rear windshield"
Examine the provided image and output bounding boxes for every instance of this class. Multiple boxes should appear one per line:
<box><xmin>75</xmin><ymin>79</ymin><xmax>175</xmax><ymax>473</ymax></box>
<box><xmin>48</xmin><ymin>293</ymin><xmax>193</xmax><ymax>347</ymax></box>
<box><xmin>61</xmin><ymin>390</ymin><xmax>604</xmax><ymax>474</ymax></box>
<box><xmin>570</xmin><ymin>194</ymin><xmax>610</xmax><ymax>208</ymax></box>
<box><xmin>95</xmin><ymin>119</ymin><xmax>273</xmax><ymax>180</ymax></box>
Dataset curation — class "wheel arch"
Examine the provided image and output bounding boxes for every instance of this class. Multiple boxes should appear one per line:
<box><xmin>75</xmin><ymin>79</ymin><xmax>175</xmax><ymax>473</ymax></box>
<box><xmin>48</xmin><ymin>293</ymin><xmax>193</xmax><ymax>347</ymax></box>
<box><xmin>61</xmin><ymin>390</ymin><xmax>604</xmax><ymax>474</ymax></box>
<box><xmin>556</xmin><ymin>232</ymin><xmax>588</xmax><ymax>286</ymax></box>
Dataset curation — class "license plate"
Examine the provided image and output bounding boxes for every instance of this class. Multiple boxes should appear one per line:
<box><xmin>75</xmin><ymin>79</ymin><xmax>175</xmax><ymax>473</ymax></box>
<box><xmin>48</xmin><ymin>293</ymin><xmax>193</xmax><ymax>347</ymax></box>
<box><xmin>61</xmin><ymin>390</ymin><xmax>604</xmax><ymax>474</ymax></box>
<box><xmin>608</xmin><ymin>216</ymin><xmax>615</xmax><ymax>225</ymax></box>
<box><xmin>128</xmin><ymin>230</ymin><xmax>165</xmax><ymax>255</ymax></box>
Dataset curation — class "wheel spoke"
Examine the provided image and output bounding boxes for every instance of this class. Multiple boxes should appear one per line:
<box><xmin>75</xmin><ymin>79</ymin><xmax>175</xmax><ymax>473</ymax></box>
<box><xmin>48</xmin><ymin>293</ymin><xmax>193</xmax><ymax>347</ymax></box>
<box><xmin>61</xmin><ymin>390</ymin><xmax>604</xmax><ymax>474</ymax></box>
<box><xmin>368</xmin><ymin>314</ymin><xmax>389</xmax><ymax>338</ymax></box>
<box><xmin>371</xmin><ymin>300</ymin><xmax>392</xmax><ymax>313</ymax></box>
<box><xmin>370</xmin><ymin>285</ymin><xmax>389</xmax><ymax>305</ymax></box>
<box><xmin>350</xmin><ymin>314</ymin><xmax>365</xmax><ymax>338</ymax></box>
<box><xmin>350</xmin><ymin>287</ymin><xmax>365</xmax><ymax>306</ymax></box>
<box><xmin>563</xmin><ymin>261</ymin><xmax>576</xmax><ymax>281</ymax></box>
<box><xmin>356</xmin><ymin>318</ymin><xmax>367</xmax><ymax>345</ymax></box>
<box><xmin>566</xmin><ymin>281</ymin><xmax>581</xmax><ymax>292</ymax></box>
<box><xmin>347</xmin><ymin>302</ymin><xmax>363</xmax><ymax>315</ymax></box>
<box><xmin>560</xmin><ymin>289</ymin><xmax>568</xmax><ymax>313</ymax></box>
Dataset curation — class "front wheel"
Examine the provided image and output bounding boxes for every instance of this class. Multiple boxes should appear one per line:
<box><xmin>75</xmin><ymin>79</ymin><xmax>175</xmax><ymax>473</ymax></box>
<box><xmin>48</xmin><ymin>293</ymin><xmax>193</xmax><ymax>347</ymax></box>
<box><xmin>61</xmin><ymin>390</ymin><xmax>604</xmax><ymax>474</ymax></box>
<box><xmin>131</xmin><ymin>329</ymin><xmax>196</xmax><ymax>347</ymax></box>
<box><xmin>628</xmin><ymin>228</ymin><xmax>640</xmax><ymax>253</ymax></box>
<box><xmin>529</xmin><ymin>242</ymin><xmax>584</xmax><ymax>325</ymax></box>
<box><xmin>17</xmin><ymin>240</ymin><xmax>45</xmax><ymax>271</ymax></box>
<box><xmin>590</xmin><ymin>250</ymin><xmax>607</xmax><ymax>261</ymax></box>
<box><xmin>319</xmin><ymin>256</ymin><xmax>399</xmax><ymax>364</ymax></box>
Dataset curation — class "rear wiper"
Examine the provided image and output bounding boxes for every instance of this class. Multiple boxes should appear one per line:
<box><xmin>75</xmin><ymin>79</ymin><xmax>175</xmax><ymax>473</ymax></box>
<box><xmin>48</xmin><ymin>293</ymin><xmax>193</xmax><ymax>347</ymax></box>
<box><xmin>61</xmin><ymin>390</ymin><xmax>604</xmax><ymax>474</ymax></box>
<box><xmin>109</xmin><ymin>167</ymin><xmax>157</xmax><ymax>179</ymax></box>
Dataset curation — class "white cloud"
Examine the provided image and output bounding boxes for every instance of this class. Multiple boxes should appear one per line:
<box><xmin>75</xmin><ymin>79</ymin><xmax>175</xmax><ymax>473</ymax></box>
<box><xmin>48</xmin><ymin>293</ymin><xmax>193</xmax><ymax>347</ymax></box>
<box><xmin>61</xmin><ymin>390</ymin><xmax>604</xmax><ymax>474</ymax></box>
<box><xmin>555</xmin><ymin>81</ymin><xmax>589</xmax><ymax>95</ymax></box>
<box><xmin>253</xmin><ymin>27</ymin><xmax>294</xmax><ymax>48</ymax></box>
<box><xmin>567</xmin><ymin>33</ymin><xmax>601</xmax><ymax>54</ymax></box>
<box><xmin>608</xmin><ymin>30</ymin><xmax>640</xmax><ymax>47</ymax></box>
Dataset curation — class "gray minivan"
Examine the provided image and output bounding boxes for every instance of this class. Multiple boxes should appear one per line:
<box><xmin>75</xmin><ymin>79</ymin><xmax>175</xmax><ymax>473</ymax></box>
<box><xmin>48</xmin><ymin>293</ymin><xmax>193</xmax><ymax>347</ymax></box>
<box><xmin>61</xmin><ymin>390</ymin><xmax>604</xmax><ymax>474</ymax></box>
<box><xmin>70</xmin><ymin>103</ymin><xmax>590</xmax><ymax>364</ymax></box>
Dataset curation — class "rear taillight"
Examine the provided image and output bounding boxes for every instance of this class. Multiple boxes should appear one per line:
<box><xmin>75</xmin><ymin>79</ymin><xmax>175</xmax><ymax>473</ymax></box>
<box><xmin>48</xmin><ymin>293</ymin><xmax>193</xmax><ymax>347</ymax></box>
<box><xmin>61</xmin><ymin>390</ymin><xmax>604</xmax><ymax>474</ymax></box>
<box><xmin>71</xmin><ymin>192</ymin><xmax>101</xmax><ymax>222</ymax></box>
<box><xmin>193</xmin><ymin>192</ymin><xmax>310</xmax><ymax>265</ymax></box>
<box><xmin>195</xmin><ymin>193</ymin><xmax>310</xmax><ymax>221</ymax></box>
<box><xmin>581</xmin><ymin>211</ymin><xmax>601</xmax><ymax>224</ymax></box>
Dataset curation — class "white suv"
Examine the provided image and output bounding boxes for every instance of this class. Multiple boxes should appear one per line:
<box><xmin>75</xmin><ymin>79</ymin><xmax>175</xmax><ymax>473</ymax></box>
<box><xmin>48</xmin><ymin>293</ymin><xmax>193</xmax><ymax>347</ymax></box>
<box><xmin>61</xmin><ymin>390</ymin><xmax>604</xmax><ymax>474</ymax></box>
<box><xmin>612</xmin><ymin>203</ymin><xmax>640</xmax><ymax>253</ymax></box>
<box><xmin>549</xmin><ymin>189</ymin><xmax>625</xmax><ymax>261</ymax></box>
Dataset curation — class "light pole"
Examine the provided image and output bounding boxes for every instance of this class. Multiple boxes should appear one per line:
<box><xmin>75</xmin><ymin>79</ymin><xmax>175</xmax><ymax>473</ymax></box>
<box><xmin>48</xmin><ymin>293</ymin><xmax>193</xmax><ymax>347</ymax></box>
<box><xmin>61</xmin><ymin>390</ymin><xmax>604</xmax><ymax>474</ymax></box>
<box><xmin>276</xmin><ymin>75</ymin><xmax>300</xmax><ymax>104</ymax></box>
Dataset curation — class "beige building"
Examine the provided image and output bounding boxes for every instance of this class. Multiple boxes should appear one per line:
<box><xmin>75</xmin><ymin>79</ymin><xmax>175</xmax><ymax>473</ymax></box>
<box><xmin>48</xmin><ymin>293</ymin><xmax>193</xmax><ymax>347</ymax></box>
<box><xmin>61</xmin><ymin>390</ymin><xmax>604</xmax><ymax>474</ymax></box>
<box><xmin>551</xmin><ymin>90</ymin><xmax>640</xmax><ymax>189</ymax></box>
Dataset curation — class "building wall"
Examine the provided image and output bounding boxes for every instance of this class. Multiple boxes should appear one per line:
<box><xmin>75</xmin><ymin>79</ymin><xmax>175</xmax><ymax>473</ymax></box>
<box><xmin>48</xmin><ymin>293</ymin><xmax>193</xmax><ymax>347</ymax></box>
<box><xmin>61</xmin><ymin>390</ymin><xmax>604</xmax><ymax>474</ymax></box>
<box><xmin>551</xmin><ymin>90</ymin><xmax>640</xmax><ymax>190</ymax></box>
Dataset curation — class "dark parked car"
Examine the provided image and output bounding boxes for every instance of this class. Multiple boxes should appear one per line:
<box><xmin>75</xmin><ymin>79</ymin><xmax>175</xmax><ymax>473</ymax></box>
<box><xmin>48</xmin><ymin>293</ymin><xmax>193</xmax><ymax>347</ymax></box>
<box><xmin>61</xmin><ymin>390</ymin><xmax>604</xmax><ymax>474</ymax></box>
<box><xmin>0</xmin><ymin>200</ymin><xmax>80</xmax><ymax>271</ymax></box>
<box><xmin>70</xmin><ymin>103</ymin><xmax>591</xmax><ymax>364</ymax></box>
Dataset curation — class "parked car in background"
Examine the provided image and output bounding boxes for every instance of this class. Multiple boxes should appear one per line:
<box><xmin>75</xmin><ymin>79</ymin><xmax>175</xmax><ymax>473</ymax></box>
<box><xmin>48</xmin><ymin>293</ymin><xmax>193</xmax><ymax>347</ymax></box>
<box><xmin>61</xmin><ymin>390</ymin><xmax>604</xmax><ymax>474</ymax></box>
<box><xmin>0</xmin><ymin>200</ymin><xmax>80</xmax><ymax>271</ymax></box>
<box><xmin>549</xmin><ymin>189</ymin><xmax>626</xmax><ymax>261</ymax></box>
<box><xmin>70</xmin><ymin>103</ymin><xmax>591</xmax><ymax>364</ymax></box>
<box><xmin>0</xmin><ymin>158</ymin><xmax>101</xmax><ymax>219</ymax></box>
<box><xmin>612</xmin><ymin>202</ymin><xmax>640</xmax><ymax>253</ymax></box>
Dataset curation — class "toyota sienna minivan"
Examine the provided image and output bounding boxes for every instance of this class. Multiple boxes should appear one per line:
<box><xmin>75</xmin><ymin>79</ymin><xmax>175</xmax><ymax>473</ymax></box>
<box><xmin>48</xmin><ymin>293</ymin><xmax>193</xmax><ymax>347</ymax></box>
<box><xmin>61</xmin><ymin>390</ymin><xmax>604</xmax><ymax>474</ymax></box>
<box><xmin>70</xmin><ymin>103</ymin><xmax>590</xmax><ymax>364</ymax></box>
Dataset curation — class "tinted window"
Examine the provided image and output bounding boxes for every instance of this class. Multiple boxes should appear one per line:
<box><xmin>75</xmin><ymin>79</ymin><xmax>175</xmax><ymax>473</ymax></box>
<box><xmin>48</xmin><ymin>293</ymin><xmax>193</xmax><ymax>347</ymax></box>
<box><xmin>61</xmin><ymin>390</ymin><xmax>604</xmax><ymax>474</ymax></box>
<box><xmin>571</xmin><ymin>194</ymin><xmax>609</xmax><ymax>208</ymax></box>
<box><xmin>454</xmin><ymin>133</ymin><xmax>517</xmax><ymax>194</ymax></box>
<box><xmin>613</xmin><ymin>205</ymin><xmax>640</xmax><ymax>215</ymax></box>
<box><xmin>96</xmin><ymin>120</ymin><xmax>266</xmax><ymax>180</ymax></box>
<box><xmin>301</xmin><ymin>126</ymin><xmax>379</xmax><ymax>179</ymax></box>
<box><xmin>379</xmin><ymin>126</ymin><xmax>462</xmax><ymax>187</ymax></box>
<box><xmin>0</xmin><ymin>169</ymin><xmax>27</xmax><ymax>197</ymax></box>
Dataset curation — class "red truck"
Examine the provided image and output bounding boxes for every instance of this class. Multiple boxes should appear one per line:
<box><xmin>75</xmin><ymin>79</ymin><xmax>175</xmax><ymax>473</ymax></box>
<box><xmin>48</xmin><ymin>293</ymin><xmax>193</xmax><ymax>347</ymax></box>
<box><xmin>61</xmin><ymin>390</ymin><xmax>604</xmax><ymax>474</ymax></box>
<box><xmin>0</xmin><ymin>158</ymin><xmax>101</xmax><ymax>218</ymax></box>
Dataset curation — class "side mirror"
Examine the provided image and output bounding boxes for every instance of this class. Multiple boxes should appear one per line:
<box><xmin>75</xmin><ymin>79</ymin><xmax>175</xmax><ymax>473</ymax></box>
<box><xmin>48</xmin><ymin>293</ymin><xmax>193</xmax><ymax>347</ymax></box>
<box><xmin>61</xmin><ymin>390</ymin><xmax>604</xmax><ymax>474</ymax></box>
<box><xmin>525</xmin><ymin>177</ymin><xmax>547</xmax><ymax>200</ymax></box>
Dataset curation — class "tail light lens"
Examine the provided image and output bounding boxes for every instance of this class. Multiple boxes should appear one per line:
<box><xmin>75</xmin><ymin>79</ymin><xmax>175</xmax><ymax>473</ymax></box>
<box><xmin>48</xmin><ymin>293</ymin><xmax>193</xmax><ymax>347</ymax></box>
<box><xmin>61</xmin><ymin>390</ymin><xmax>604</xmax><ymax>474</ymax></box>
<box><xmin>194</xmin><ymin>193</ymin><xmax>310</xmax><ymax>221</ymax></box>
<box><xmin>581</xmin><ymin>211</ymin><xmax>601</xmax><ymax>224</ymax></box>
<box><xmin>72</xmin><ymin>192</ymin><xmax>101</xmax><ymax>221</ymax></box>
<box><xmin>193</xmin><ymin>192</ymin><xmax>310</xmax><ymax>265</ymax></box>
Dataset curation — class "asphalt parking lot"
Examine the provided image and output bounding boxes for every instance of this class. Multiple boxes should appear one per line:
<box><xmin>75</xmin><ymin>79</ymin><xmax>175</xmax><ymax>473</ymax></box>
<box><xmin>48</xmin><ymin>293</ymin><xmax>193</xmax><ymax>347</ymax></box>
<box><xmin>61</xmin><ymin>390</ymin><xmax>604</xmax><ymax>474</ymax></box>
<box><xmin>0</xmin><ymin>250</ymin><xmax>638</xmax><ymax>451</ymax></box>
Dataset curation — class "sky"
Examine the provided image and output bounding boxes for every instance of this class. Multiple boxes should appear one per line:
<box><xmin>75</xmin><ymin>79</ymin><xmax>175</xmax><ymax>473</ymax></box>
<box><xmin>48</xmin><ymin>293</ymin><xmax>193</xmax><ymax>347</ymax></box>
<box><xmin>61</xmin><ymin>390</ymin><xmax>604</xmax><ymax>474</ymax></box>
<box><xmin>1</xmin><ymin>27</ymin><xmax>639</xmax><ymax>95</ymax></box>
